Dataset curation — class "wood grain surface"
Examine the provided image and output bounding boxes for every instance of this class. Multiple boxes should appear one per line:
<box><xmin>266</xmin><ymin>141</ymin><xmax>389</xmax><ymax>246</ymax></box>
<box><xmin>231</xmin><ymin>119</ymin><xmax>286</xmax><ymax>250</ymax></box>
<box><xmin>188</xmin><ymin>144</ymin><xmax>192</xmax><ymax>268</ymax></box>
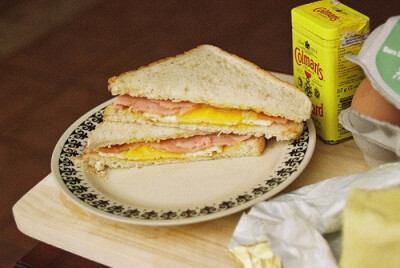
<box><xmin>13</xmin><ymin>138</ymin><xmax>369</xmax><ymax>267</ymax></box>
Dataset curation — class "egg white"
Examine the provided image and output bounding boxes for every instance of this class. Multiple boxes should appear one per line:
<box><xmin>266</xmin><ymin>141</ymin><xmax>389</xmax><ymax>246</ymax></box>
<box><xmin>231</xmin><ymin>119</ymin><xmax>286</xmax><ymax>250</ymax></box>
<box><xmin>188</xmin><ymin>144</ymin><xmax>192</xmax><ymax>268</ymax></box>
<box><xmin>143</xmin><ymin>111</ymin><xmax>273</xmax><ymax>126</ymax></box>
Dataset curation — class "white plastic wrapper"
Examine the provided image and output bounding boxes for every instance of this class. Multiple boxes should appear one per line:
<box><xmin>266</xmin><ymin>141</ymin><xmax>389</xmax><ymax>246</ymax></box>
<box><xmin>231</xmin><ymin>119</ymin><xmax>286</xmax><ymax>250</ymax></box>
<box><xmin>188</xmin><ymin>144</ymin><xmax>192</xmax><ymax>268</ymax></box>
<box><xmin>227</xmin><ymin>163</ymin><xmax>400</xmax><ymax>268</ymax></box>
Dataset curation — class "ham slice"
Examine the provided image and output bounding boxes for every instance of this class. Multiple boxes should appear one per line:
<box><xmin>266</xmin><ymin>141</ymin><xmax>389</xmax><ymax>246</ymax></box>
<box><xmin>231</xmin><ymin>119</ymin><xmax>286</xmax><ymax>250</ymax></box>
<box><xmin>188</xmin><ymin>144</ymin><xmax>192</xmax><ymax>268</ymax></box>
<box><xmin>152</xmin><ymin>133</ymin><xmax>251</xmax><ymax>153</ymax></box>
<box><xmin>153</xmin><ymin>135</ymin><xmax>213</xmax><ymax>153</ymax></box>
<box><xmin>256</xmin><ymin>112</ymin><xmax>288</xmax><ymax>124</ymax></box>
<box><xmin>115</xmin><ymin>95</ymin><xmax>290</xmax><ymax>125</ymax></box>
<box><xmin>86</xmin><ymin>133</ymin><xmax>251</xmax><ymax>155</ymax></box>
<box><xmin>115</xmin><ymin>95</ymin><xmax>197</xmax><ymax>116</ymax></box>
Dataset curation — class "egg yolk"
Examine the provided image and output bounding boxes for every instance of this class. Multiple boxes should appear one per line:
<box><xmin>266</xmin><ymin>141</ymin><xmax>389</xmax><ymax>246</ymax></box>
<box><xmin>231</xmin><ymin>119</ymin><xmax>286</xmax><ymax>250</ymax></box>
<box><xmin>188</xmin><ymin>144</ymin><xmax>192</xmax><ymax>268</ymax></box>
<box><xmin>109</xmin><ymin>101</ymin><xmax>286</xmax><ymax>126</ymax></box>
<box><xmin>126</xmin><ymin>145</ymin><xmax>184</xmax><ymax>160</ymax></box>
<box><xmin>177</xmin><ymin>106</ymin><xmax>258</xmax><ymax>125</ymax></box>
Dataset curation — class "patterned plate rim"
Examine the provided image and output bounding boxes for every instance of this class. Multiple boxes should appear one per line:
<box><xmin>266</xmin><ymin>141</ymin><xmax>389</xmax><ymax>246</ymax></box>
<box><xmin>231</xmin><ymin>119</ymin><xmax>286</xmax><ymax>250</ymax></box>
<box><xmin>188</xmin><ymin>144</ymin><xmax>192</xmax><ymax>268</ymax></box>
<box><xmin>51</xmin><ymin>99</ymin><xmax>316</xmax><ymax>226</ymax></box>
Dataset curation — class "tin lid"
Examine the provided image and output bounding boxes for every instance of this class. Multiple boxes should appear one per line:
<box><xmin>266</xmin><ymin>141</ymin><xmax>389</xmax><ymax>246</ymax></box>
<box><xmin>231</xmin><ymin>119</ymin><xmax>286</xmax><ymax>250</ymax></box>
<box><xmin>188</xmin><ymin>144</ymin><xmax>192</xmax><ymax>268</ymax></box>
<box><xmin>346</xmin><ymin>16</ymin><xmax>400</xmax><ymax>109</ymax></box>
<box><xmin>292</xmin><ymin>0</ymin><xmax>369</xmax><ymax>41</ymax></box>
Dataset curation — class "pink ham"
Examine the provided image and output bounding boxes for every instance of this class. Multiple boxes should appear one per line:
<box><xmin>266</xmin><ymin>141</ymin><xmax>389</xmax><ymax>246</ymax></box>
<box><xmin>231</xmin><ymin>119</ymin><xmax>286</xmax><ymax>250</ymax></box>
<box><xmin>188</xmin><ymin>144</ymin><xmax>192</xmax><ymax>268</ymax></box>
<box><xmin>86</xmin><ymin>133</ymin><xmax>251</xmax><ymax>155</ymax></box>
<box><xmin>209</xmin><ymin>133</ymin><xmax>251</xmax><ymax>146</ymax></box>
<box><xmin>151</xmin><ymin>135</ymin><xmax>212</xmax><ymax>153</ymax></box>
<box><xmin>256</xmin><ymin>112</ymin><xmax>288</xmax><ymax>124</ymax></box>
<box><xmin>150</xmin><ymin>133</ymin><xmax>251</xmax><ymax>153</ymax></box>
<box><xmin>115</xmin><ymin>95</ymin><xmax>197</xmax><ymax>116</ymax></box>
<box><xmin>115</xmin><ymin>95</ymin><xmax>290</xmax><ymax>124</ymax></box>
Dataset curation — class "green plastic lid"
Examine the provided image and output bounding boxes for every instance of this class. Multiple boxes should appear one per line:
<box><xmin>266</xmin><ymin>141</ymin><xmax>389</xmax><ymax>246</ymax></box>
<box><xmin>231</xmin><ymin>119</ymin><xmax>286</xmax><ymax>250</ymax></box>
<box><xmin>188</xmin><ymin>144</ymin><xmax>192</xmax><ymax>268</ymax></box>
<box><xmin>346</xmin><ymin>16</ymin><xmax>400</xmax><ymax>109</ymax></box>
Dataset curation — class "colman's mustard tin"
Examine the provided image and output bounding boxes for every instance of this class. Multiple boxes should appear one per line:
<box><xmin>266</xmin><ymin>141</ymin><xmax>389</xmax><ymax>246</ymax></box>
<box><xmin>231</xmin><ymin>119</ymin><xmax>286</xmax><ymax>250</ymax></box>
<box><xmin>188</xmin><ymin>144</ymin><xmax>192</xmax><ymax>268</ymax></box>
<box><xmin>292</xmin><ymin>1</ymin><xmax>369</xmax><ymax>144</ymax></box>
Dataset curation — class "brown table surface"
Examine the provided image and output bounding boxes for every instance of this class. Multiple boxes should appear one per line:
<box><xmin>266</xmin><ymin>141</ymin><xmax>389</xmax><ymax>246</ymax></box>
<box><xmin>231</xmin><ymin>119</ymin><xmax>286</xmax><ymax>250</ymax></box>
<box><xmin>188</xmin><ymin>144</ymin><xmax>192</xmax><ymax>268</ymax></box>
<box><xmin>3</xmin><ymin>0</ymin><xmax>398</xmax><ymax>267</ymax></box>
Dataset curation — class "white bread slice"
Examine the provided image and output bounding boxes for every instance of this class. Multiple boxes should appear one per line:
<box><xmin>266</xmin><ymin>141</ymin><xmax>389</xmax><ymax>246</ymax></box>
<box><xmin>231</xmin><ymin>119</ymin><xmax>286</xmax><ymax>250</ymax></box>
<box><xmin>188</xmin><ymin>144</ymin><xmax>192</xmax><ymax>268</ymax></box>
<box><xmin>108</xmin><ymin>44</ymin><xmax>311</xmax><ymax>122</ymax></box>
<box><xmin>87</xmin><ymin>121</ymin><xmax>207</xmax><ymax>149</ymax></box>
<box><xmin>75</xmin><ymin>136</ymin><xmax>266</xmax><ymax>172</ymax></box>
<box><xmin>103</xmin><ymin>104</ymin><xmax>304</xmax><ymax>141</ymax></box>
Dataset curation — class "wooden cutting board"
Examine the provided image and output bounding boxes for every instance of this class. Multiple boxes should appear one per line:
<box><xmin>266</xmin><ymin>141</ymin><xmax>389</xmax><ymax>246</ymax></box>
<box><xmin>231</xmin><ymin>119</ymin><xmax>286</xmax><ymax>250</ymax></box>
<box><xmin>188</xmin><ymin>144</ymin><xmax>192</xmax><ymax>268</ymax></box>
<box><xmin>13</xmin><ymin>138</ymin><xmax>369</xmax><ymax>267</ymax></box>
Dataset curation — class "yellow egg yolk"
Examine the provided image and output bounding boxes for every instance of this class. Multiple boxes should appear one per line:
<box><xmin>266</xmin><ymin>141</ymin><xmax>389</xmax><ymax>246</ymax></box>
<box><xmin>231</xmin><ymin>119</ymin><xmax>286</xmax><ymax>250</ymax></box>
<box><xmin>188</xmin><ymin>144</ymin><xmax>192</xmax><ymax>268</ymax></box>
<box><xmin>176</xmin><ymin>106</ymin><xmax>258</xmax><ymax>125</ymax></box>
<box><xmin>125</xmin><ymin>145</ymin><xmax>184</xmax><ymax>160</ymax></box>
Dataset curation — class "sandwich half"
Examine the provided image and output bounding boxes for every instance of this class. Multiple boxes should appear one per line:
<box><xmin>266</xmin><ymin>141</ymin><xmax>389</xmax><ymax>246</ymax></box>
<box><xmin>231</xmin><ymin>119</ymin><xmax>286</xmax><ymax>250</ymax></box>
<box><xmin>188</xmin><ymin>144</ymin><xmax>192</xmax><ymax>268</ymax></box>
<box><xmin>105</xmin><ymin>44</ymin><xmax>311</xmax><ymax>140</ymax></box>
<box><xmin>75</xmin><ymin>121</ymin><xmax>265</xmax><ymax>172</ymax></box>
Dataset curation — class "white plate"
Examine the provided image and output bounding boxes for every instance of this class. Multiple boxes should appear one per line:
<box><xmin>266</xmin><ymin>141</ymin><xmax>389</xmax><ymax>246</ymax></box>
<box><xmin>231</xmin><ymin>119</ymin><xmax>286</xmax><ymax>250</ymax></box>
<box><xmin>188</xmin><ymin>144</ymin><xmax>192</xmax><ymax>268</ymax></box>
<box><xmin>52</xmin><ymin>102</ymin><xmax>316</xmax><ymax>226</ymax></box>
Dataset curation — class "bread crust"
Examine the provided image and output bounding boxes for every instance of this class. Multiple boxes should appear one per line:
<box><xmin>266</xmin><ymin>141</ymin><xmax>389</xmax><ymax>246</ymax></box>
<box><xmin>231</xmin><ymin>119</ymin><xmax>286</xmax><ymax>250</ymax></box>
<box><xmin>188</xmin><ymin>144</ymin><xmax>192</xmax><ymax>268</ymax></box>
<box><xmin>108</xmin><ymin>45</ymin><xmax>311</xmax><ymax>122</ymax></box>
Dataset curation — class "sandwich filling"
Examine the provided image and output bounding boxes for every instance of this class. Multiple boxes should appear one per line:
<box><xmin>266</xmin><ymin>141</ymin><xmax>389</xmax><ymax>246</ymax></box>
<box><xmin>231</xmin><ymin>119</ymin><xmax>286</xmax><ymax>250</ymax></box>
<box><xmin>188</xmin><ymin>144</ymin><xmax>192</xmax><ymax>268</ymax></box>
<box><xmin>113</xmin><ymin>95</ymin><xmax>289</xmax><ymax>127</ymax></box>
<box><xmin>83</xmin><ymin>133</ymin><xmax>254</xmax><ymax>161</ymax></box>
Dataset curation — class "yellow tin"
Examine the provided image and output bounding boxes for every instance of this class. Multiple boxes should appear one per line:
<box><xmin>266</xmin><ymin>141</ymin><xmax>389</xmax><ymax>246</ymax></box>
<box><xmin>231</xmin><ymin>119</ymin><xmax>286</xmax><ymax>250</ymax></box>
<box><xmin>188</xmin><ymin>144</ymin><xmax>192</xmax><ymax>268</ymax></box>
<box><xmin>292</xmin><ymin>0</ymin><xmax>369</xmax><ymax>144</ymax></box>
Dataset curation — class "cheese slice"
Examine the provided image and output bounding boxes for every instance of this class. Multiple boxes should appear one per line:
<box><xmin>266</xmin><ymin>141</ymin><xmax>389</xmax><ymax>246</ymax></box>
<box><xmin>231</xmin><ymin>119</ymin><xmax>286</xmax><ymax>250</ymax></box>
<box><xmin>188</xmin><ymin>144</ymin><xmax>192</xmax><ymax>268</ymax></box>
<box><xmin>340</xmin><ymin>187</ymin><xmax>400</xmax><ymax>268</ymax></box>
